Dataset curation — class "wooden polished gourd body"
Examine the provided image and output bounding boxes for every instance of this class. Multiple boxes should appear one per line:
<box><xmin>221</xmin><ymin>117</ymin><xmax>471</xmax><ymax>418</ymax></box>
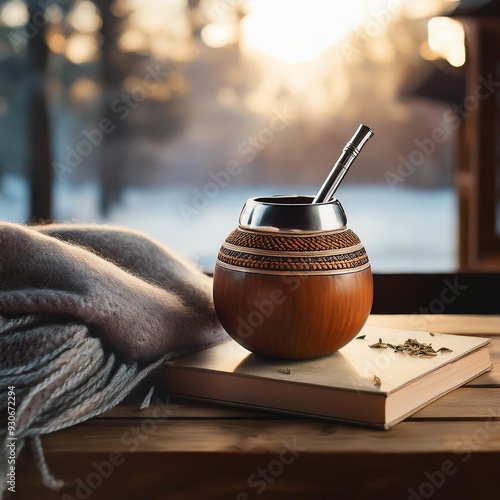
<box><xmin>213</xmin><ymin>197</ymin><xmax>373</xmax><ymax>359</ymax></box>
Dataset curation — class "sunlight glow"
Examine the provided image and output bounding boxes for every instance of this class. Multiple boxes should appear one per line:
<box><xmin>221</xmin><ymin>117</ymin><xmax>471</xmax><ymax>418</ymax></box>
<box><xmin>404</xmin><ymin>0</ymin><xmax>453</xmax><ymax>19</ymax></box>
<box><xmin>118</xmin><ymin>29</ymin><xmax>148</xmax><ymax>53</ymax></box>
<box><xmin>201</xmin><ymin>22</ymin><xmax>239</xmax><ymax>48</ymax></box>
<box><xmin>119</xmin><ymin>0</ymin><xmax>196</xmax><ymax>61</ymax></box>
<box><xmin>428</xmin><ymin>17</ymin><xmax>465</xmax><ymax>67</ymax></box>
<box><xmin>110</xmin><ymin>0</ymin><xmax>129</xmax><ymax>18</ymax></box>
<box><xmin>236</xmin><ymin>0</ymin><xmax>406</xmax><ymax>118</ymax></box>
<box><xmin>67</xmin><ymin>0</ymin><xmax>102</xmax><ymax>33</ymax></box>
<box><xmin>128</xmin><ymin>0</ymin><xmax>189</xmax><ymax>35</ymax></box>
<box><xmin>68</xmin><ymin>78</ymin><xmax>101</xmax><ymax>102</ymax></box>
<box><xmin>0</xmin><ymin>0</ymin><xmax>28</xmax><ymax>28</ymax></box>
<box><xmin>65</xmin><ymin>34</ymin><xmax>100</xmax><ymax>64</ymax></box>
<box><xmin>46</xmin><ymin>30</ymin><xmax>66</xmax><ymax>54</ymax></box>
<box><xmin>241</xmin><ymin>0</ymin><xmax>362</xmax><ymax>64</ymax></box>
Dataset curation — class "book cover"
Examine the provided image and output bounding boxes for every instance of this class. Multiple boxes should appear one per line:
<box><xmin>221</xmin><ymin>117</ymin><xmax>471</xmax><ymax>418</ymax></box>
<box><xmin>165</xmin><ymin>325</ymin><xmax>491</xmax><ymax>429</ymax></box>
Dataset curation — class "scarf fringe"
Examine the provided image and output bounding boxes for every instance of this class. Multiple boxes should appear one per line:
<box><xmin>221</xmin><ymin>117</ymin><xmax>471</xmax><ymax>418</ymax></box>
<box><xmin>0</xmin><ymin>316</ymin><xmax>166</xmax><ymax>498</ymax></box>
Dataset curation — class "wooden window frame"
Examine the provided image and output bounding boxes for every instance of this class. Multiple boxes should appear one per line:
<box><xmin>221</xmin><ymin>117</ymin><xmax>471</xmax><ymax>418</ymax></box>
<box><xmin>458</xmin><ymin>18</ymin><xmax>500</xmax><ymax>269</ymax></box>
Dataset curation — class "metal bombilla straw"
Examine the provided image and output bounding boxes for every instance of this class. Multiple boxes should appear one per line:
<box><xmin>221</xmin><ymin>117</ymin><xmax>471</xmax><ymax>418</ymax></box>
<box><xmin>312</xmin><ymin>124</ymin><xmax>374</xmax><ymax>204</ymax></box>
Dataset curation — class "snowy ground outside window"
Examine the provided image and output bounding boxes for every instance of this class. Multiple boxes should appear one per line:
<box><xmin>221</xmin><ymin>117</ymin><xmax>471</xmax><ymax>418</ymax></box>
<box><xmin>1</xmin><ymin>174</ymin><xmax>457</xmax><ymax>273</ymax></box>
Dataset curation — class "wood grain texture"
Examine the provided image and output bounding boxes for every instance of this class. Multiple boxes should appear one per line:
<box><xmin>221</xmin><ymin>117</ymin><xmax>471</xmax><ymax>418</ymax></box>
<box><xmin>410</xmin><ymin>387</ymin><xmax>500</xmax><ymax>419</ymax></box>
<box><xmin>27</xmin><ymin>418</ymin><xmax>500</xmax><ymax>455</ymax></box>
<box><xmin>213</xmin><ymin>266</ymin><xmax>373</xmax><ymax>359</ymax></box>
<box><xmin>366</xmin><ymin>314</ymin><xmax>500</xmax><ymax>335</ymax></box>
<box><xmin>11</xmin><ymin>315</ymin><xmax>500</xmax><ymax>500</ymax></box>
<box><xmin>14</xmin><ymin>450</ymin><xmax>500</xmax><ymax>500</ymax></box>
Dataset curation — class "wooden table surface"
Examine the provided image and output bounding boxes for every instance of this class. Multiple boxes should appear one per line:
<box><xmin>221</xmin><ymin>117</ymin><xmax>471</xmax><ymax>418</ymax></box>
<box><xmin>13</xmin><ymin>315</ymin><xmax>500</xmax><ymax>500</ymax></box>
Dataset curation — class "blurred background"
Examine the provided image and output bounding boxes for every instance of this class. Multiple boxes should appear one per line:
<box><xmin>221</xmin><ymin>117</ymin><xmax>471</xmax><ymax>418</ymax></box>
<box><xmin>0</xmin><ymin>0</ymin><xmax>499</xmax><ymax>272</ymax></box>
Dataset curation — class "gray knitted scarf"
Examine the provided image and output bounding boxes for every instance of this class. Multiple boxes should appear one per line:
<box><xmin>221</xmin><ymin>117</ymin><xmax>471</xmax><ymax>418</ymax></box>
<box><xmin>0</xmin><ymin>222</ymin><xmax>228</xmax><ymax>495</ymax></box>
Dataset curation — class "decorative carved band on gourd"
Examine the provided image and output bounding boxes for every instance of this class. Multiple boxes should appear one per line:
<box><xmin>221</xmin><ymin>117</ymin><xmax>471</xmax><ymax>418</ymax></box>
<box><xmin>216</xmin><ymin>228</ymin><xmax>370</xmax><ymax>275</ymax></box>
<box><xmin>224</xmin><ymin>228</ymin><xmax>362</xmax><ymax>251</ymax></box>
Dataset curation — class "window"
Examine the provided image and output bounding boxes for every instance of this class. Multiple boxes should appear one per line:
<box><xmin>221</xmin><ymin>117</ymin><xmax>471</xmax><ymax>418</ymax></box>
<box><xmin>1</xmin><ymin>0</ymin><xmax>473</xmax><ymax>272</ymax></box>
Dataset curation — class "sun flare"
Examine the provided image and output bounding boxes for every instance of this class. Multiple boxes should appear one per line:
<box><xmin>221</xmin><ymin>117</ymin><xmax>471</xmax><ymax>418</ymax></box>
<box><xmin>240</xmin><ymin>0</ymin><xmax>363</xmax><ymax>64</ymax></box>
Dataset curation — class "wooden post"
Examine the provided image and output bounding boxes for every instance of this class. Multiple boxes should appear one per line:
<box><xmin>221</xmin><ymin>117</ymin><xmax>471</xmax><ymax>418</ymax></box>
<box><xmin>459</xmin><ymin>17</ymin><xmax>500</xmax><ymax>269</ymax></box>
<box><xmin>99</xmin><ymin>0</ymin><xmax>123</xmax><ymax>216</ymax></box>
<box><xmin>26</xmin><ymin>0</ymin><xmax>52</xmax><ymax>222</ymax></box>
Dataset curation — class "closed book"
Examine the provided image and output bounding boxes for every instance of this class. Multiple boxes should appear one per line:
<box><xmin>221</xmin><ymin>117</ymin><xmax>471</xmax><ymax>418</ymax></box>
<box><xmin>165</xmin><ymin>325</ymin><xmax>491</xmax><ymax>429</ymax></box>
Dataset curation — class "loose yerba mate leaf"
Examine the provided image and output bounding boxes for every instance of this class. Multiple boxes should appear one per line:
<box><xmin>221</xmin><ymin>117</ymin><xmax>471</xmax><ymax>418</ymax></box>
<box><xmin>367</xmin><ymin>337</ymin><xmax>453</xmax><ymax>357</ymax></box>
<box><xmin>369</xmin><ymin>338</ymin><xmax>387</xmax><ymax>349</ymax></box>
